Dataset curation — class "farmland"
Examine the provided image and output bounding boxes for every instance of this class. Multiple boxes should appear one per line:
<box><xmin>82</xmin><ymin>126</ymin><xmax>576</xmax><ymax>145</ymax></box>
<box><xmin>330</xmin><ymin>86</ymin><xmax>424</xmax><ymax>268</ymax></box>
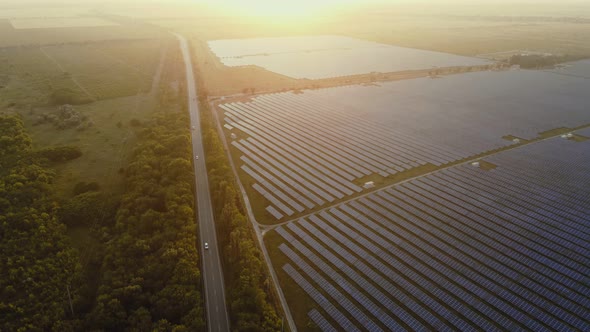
<box><xmin>265</xmin><ymin>133</ymin><xmax>590</xmax><ymax>330</ymax></box>
<box><xmin>0</xmin><ymin>15</ymin><xmax>165</xmax><ymax>47</ymax></box>
<box><xmin>0</xmin><ymin>39</ymin><xmax>163</xmax><ymax>106</ymax></box>
<box><xmin>10</xmin><ymin>17</ymin><xmax>119</xmax><ymax>29</ymax></box>
<box><xmin>219</xmin><ymin>62</ymin><xmax>590</xmax><ymax>223</ymax></box>
<box><xmin>0</xmin><ymin>7</ymin><xmax>92</xmax><ymax>19</ymax></box>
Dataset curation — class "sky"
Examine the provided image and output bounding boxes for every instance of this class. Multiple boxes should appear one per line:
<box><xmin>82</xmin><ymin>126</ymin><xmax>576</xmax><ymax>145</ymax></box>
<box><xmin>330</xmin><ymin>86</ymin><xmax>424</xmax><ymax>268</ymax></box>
<box><xmin>3</xmin><ymin>0</ymin><xmax>589</xmax><ymax>19</ymax></box>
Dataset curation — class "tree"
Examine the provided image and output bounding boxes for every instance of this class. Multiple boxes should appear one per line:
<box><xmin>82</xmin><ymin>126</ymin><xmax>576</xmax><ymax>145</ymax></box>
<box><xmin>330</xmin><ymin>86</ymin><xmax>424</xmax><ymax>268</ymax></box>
<box><xmin>0</xmin><ymin>115</ymin><xmax>81</xmax><ymax>331</ymax></box>
<box><xmin>89</xmin><ymin>110</ymin><xmax>205</xmax><ymax>331</ymax></box>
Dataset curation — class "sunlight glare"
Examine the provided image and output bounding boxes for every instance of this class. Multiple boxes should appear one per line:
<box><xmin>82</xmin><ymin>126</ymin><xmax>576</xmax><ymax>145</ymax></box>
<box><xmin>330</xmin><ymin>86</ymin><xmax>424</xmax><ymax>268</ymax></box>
<box><xmin>212</xmin><ymin>0</ymin><xmax>355</xmax><ymax>21</ymax></box>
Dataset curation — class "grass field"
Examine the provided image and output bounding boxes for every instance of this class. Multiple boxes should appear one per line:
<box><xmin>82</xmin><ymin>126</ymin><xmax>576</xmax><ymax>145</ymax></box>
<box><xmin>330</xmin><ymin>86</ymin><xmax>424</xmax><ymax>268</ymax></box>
<box><xmin>1</xmin><ymin>35</ymin><xmax>180</xmax><ymax>199</ymax></box>
<box><xmin>0</xmin><ymin>39</ymin><xmax>163</xmax><ymax>107</ymax></box>
<box><xmin>22</xmin><ymin>93</ymin><xmax>158</xmax><ymax>197</ymax></box>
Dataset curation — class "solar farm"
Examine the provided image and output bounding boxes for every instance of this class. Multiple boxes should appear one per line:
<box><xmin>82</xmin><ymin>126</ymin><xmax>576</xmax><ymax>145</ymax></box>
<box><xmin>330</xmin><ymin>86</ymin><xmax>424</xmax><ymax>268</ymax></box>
<box><xmin>208</xmin><ymin>36</ymin><xmax>491</xmax><ymax>79</ymax></box>
<box><xmin>220</xmin><ymin>65</ymin><xmax>590</xmax><ymax>222</ymax></box>
<box><xmin>213</xmin><ymin>38</ymin><xmax>590</xmax><ymax>328</ymax></box>
<box><xmin>270</xmin><ymin>133</ymin><xmax>590</xmax><ymax>330</ymax></box>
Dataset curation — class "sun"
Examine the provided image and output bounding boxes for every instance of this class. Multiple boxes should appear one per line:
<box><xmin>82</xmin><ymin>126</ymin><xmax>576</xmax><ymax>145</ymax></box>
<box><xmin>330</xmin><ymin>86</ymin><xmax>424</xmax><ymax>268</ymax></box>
<box><xmin>212</xmin><ymin>0</ymin><xmax>351</xmax><ymax>22</ymax></box>
<box><xmin>247</xmin><ymin>1</ymin><xmax>319</xmax><ymax>19</ymax></box>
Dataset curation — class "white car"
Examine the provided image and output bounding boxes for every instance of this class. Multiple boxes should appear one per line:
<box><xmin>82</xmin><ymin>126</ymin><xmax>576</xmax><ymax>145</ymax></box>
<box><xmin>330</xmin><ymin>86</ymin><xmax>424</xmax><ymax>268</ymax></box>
<box><xmin>195</xmin><ymin>155</ymin><xmax>199</xmax><ymax>160</ymax></box>
<box><xmin>204</xmin><ymin>242</ymin><xmax>209</xmax><ymax>250</ymax></box>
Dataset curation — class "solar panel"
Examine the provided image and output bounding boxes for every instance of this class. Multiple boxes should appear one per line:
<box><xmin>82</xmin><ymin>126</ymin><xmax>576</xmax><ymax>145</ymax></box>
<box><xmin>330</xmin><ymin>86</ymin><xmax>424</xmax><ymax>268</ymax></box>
<box><xmin>222</xmin><ymin>84</ymin><xmax>590</xmax><ymax>330</ymax></box>
<box><xmin>308</xmin><ymin>309</ymin><xmax>338</xmax><ymax>332</ymax></box>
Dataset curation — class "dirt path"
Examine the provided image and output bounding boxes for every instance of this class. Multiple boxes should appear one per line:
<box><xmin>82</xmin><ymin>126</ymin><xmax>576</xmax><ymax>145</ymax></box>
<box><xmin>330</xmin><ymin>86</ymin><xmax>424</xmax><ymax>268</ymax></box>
<box><xmin>149</xmin><ymin>44</ymin><xmax>168</xmax><ymax>94</ymax></box>
<box><xmin>39</xmin><ymin>46</ymin><xmax>96</xmax><ymax>101</ymax></box>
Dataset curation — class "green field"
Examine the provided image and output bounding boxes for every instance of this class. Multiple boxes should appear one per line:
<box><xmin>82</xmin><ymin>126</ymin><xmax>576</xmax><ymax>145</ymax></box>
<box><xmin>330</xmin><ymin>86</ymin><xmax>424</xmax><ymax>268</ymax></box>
<box><xmin>0</xmin><ymin>39</ymin><xmax>163</xmax><ymax>107</ymax></box>
<box><xmin>1</xmin><ymin>37</ymin><xmax>177</xmax><ymax>198</ymax></box>
<box><xmin>23</xmin><ymin>94</ymin><xmax>156</xmax><ymax>197</ymax></box>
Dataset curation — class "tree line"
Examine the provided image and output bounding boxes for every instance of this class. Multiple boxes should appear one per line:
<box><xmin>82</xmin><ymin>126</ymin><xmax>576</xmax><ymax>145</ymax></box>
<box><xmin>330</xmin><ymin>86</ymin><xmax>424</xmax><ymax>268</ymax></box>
<box><xmin>0</xmin><ymin>110</ymin><xmax>206</xmax><ymax>331</ymax></box>
<box><xmin>200</xmin><ymin>102</ymin><xmax>282</xmax><ymax>331</ymax></box>
<box><xmin>509</xmin><ymin>53</ymin><xmax>587</xmax><ymax>69</ymax></box>
<box><xmin>2</xmin><ymin>36</ymin><xmax>283</xmax><ymax>331</ymax></box>
<box><xmin>1</xmin><ymin>39</ymin><xmax>207</xmax><ymax>331</ymax></box>
<box><xmin>85</xmin><ymin>110</ymin><xmax>205</xmax><ymax>330</ymax></box>
<box><xmin>0</xmin><ymin>114</ymin><xmax>80</xmax><ymax>331</ymax></box>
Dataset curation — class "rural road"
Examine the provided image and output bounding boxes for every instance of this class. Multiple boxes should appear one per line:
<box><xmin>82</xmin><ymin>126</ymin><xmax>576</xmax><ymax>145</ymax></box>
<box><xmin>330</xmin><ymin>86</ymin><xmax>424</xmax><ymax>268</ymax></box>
<box><xmin>176</xmin><ymin>34</ymin><xmax>230</xmax><ymax>332</ymax></box>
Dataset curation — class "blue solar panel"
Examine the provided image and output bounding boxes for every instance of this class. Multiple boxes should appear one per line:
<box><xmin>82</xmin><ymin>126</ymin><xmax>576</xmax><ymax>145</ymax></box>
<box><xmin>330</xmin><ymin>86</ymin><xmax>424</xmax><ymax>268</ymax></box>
<box><xmin>270</xmin><ymin>136</ymin><xmax>590</xmax><ymax>330</ymax></box>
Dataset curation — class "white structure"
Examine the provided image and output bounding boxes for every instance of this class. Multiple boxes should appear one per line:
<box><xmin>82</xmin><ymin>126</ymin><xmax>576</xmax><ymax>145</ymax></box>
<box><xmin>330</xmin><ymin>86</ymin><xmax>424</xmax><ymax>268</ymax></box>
<box><xmin>364</xmin><ymin>181</ymin><xmax>375</xmax><ymax>189</ymax></box>
<box><xmin>472</xmin><ymin>161</ymin><xmax>480</xmax><ymax>167</ymax></box>
<box><xmin>230</xmin><ymin>133</ymin><xmax>237</xmax><ymax>140</ymax></box>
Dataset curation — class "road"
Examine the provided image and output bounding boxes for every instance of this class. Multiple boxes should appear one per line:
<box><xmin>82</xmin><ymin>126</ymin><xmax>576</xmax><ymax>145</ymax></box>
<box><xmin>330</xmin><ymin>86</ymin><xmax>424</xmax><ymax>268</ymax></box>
<box><xmin>176</xmin><ymin>34</ymin><xmax>230</xmax><ymax>332</ymax></box>
<box><xmin>208</xmin><ymin>103</ymin><xmax>297</xmax><ymax>331</ymax></box>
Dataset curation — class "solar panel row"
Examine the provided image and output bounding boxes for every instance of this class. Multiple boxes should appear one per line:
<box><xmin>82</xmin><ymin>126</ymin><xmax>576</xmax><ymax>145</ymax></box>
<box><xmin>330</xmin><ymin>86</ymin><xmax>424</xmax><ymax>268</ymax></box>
<box><xmin>279</xmin><ymin>242</ymin><xmax>384</xmax><ymax>331</ymax></box>
<box><xmin>282</xmin><ymin>264</ymin><xmax>360</xmax><ymax>331</ymax></box>
<box><xmin>221</xmin><ymin>92</ymin><xmax>475</xmax><ymax>218</ymax></box>
<box><xmin>284</xmin><ymin>224</ymin><xmax>404</xmax><ymax>330</ymax></box>
<box><xmin>275</xmin><ymin>137</ymin><xmax>590</xmax><ymax>331</ymax></box>
<box><xmin>575</xmin><ymin>127</ymin><xmax>590</xmax><ymax>137</ymax></box>
<box><xmin>308</xmin><ymin>309</ymin><xmax>338</xmax><ymax>332</ymax></box>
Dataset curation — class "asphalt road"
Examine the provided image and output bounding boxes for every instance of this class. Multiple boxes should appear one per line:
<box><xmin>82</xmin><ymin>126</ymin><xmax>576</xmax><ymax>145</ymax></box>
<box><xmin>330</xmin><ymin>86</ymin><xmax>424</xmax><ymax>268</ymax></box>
<box><xmin>176</xmin><ymin>34</ymin><xmax>230</xmax><ymax>332</ymax></box>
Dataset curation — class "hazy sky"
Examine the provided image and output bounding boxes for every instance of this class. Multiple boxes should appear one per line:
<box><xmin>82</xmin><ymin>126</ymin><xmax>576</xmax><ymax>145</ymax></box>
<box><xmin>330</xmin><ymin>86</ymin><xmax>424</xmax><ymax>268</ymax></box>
<box><xmin>3</xmin><ymin>0</ymin><xmax>589</xmax><ymax>20</ymax></box>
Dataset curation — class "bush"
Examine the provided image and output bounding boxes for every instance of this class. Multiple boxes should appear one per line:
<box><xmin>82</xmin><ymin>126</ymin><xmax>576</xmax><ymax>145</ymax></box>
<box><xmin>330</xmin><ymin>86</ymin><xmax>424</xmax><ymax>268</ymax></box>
<box><xmin>60</xmin><ymin>191</ymin><xmax>118</xmax><ymax>227</ymax></box>
<box><xmin>37</xmin><ymin>145</ymin><xmax>82</xmax><ymax>162</ymax></box>
<box><xmin>0</xmin><ymin>114</ymin><xmax>80</xmax><ymax>331</ymax></box>
<box><xmin>72</xmin><ymin>181</ymin><xmax>100</xmax><ymax>196</ymax></box>
<box><xmin>49</xmin><ymin>88</ymin><xmax>92</xmax><ymax>105</ymax></box>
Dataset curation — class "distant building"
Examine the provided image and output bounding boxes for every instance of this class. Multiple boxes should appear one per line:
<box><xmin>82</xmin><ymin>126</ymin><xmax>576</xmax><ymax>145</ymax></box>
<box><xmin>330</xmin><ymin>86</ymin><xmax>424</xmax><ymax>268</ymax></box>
<box><xmin>230</xmin><ymin>133</ymin><xmax>237</xmax><ymax>140</ymax></box>
<box><xmin>471</xmin><ymin>161</ymin><xmax>480</xmax><ymax>167</ymax></box>
<box><xmin>363</xmin><ymin>181</ymin><xmax>375</xmax><ymax>189</ymax></box>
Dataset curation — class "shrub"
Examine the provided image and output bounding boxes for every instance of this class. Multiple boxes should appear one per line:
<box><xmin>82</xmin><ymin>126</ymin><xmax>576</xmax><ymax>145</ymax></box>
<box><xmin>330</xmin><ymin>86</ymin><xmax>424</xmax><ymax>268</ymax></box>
<box><xmin>49</xmin><ymin>88</ymin><xmax>92</xmax><ymax>105</ymax></box>
<box><xmin>37</xmin><ymin>145</ymin><xmax>82</xmax><ymax>162</ymax></box>
<box><xmin>72</xmin><ymin>181</ymin><xmax>100</xmax><ymax>196</ymax></box>
<box><xmin>60</xmin><ymin>191</ymin><xmax>118</xmax><ymax>227</ymax></box>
